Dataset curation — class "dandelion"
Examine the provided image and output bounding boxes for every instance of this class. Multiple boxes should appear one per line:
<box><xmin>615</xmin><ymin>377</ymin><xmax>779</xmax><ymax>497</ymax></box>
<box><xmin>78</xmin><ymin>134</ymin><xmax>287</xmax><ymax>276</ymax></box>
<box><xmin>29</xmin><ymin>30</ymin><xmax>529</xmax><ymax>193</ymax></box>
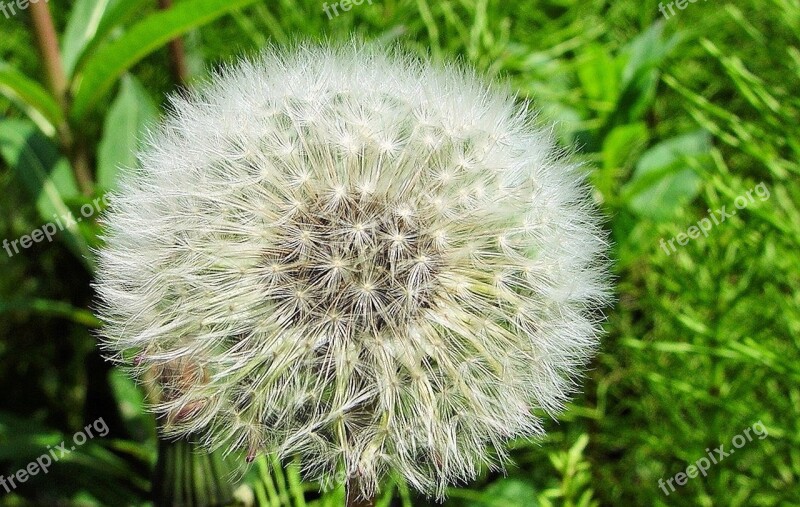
<box><xmin>95</xmin><ymin>41</ymin><xmax>611</xmax><ymax>501</ymax></box>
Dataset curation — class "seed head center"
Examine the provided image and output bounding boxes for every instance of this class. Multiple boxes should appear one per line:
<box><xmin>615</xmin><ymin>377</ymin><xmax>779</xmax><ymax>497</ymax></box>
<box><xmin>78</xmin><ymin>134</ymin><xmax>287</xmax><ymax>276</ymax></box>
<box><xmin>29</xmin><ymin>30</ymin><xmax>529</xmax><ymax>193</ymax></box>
<box><xmin>263</xmin><ymin>192</ymin><xmax>443</xmax><ymax>339</ymax></box>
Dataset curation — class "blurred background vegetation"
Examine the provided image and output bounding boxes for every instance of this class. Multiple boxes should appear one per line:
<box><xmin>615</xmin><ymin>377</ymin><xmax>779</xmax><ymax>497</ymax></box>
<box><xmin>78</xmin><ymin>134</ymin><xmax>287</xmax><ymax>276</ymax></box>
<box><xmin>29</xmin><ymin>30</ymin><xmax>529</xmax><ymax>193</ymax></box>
<box><xmin>0</xmin><ymin>0</ymin><xmax>798</xmax><ymax>505</ymax></box>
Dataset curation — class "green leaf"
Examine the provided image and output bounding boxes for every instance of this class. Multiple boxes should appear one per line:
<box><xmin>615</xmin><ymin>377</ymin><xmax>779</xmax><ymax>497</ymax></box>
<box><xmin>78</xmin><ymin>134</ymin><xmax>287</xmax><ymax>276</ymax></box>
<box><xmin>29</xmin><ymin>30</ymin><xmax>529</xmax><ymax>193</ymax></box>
<box><xmin>70</xmin><ymin>0</ymin><xmax>261</xmax><ymax>121</ymax></box>
<box><xmin>108</xmin><ymin>368</ymin><xmax>156</xmax><ymax>443</ymax></box>
<box><xmin>97</xmin><ymin>75</ymin><xmax>158</xmax><ymax>191</ymax></box>
<box><xmin>61</xmin><ymin>0</ymin><xmax>122</xmax><ymax>78</ymax></box>
<box><xmin>596</xmin><ymin>123</ymin><xmax>648</xmax><ymax>203</ymax></box>
<box><xmin>614</xmin><ymin>68</ymin><xmax>659</xmax><ymax>126</ymax></box>
<box><xmin>0</xmin><ymin>119</ymin><xmax>93</xmax><ymax>268</ymax></box>
<box><xmin>0</xmin><ymin>298</ymin><xmax>101</xmax><ymax>327</ymax></box>
<box><xmin>602</xmin><ymin>122</ymin><xmax>648</xmax><ymax>171</ymax></box>
<box><xmin>68</xmin><ymin>0</ymin><xmax>154</xmax><ymax>80</ymax></box>
<box><xmin>620</xmin><ymin>21</ymin><xmax>679</xmax><ymax>87</ymax></box>
<box><xmin>608</xmin><ymin>23</ymin><xmax>681</xmax><ymax>126</ymax></box>
<box><xmin>622</xmin><ymin>130</ymin><xmax>710</xmax><ymax>220</ymax></box>
<box><xmin>577</xmin><ymin>44</ymin><xmax>619</xmax><ymax>107</ymax></box>
<box><xmin>0</xmin><ymin>62</ymin><xmax>63</xmax><ymax>135</ymax></box>
<box><xmin>465</xmin><ymin>479</ymin><xmax>540</xmax><ymax>507</ymax></box>
<box><xmin>0</xmin><ymin>411</ymin><xmax>62</xmax><ymax>462</ymax></box>
<box><xmin>0</xmin><ymin>411</ymin><xmax>150</xmax><ymax>504</ymax></box>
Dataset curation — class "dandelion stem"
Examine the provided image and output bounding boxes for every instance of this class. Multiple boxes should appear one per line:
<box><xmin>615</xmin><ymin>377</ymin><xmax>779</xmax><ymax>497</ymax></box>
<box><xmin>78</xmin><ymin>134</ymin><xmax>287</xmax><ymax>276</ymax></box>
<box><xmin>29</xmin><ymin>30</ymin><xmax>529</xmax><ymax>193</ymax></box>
<box><xmin>346</xmin><ymin>478</ymin><xmax>376</xmax><ymax>507</ymax></box>
<box><xmin>151</xmin><ymin>435</ymin><xmax>235</xmax><ymax>507</ymax></box>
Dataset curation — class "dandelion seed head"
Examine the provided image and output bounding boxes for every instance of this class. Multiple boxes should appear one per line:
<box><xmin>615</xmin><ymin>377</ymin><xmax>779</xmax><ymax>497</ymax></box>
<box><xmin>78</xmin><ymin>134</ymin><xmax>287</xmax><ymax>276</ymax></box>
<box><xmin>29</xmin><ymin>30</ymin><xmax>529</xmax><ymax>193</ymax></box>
<box><xmin>95</xmin><ymin>41</ymin><xmax>611</xmax><ymax>499</ymax></box>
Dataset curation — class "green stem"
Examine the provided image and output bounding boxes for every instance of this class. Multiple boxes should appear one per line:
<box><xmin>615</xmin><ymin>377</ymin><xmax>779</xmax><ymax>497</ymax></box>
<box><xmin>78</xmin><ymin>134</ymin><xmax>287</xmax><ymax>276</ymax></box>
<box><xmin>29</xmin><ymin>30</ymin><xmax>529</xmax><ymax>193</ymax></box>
<box><xmin>152</xmin><ymin>435</ymin><xmax>236</xmax><ymax>507</ymax></box>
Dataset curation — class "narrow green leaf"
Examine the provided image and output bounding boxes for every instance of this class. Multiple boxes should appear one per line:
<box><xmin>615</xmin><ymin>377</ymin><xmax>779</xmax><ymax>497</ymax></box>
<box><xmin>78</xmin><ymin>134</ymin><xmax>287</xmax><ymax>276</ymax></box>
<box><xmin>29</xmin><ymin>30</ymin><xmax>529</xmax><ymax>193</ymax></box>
<box><xmin>374</xmin><ymin>482</ymin><xmax>396</xmax><ymax>507</ymax></box>
<box><xmin>71</xmin><ymin>0</ymin><xmax>261</xmax><ymax>121</ymax></box>
<box><xmin>287</xmin><ymin>458</ymin><xmax>308</xmax><ymax>507</ymax></box>
<box><xmin>108</xmin><ymin>368</ymin><xmax>157</xmax><ymax>442</ymax></box>
<box><xmin>256</xmin><ymin>456</ymin><xmax>282</xmax><ymax>506</ymax></box>
<box><xmin>0</xmin><ymin>412</ymin><xmax>62</xmax><ymax>462</ymax></box>
<box><xmin>0</xmin><ymin>62</ymin><xmax>63</xmax><ymax>134</ymax></box>
<box><xmin>0</xmin><ymin>298</ymin><xmax>101</xmax><ymax>327</ymax></box>
<box><xmin>0</xmin><ymin>119</ymin><xmax>93</xmax><ymax>268</ymax></box>
<box><xmin>61</xmin><ymin>0</ymin><xmax>121</xmax><ymax>78</ymax></box>
<box><xmin>69</xmin><ymin>0</ymin><xmax>154</xmax><ymax>80</ymax></box>
<box><xmin>97</xmin><ymin>74</ymin><xmax>158</xmax><ymax>191</ymax></box>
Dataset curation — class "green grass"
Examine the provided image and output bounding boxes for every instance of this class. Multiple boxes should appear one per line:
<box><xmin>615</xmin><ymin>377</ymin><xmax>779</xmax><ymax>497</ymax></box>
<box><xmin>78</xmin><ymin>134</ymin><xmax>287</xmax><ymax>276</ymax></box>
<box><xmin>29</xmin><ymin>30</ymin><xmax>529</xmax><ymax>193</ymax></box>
<box><xmin>1</xmin><ymin>0</ymin><xmax>798</xmax><ymax>505</ymax></box>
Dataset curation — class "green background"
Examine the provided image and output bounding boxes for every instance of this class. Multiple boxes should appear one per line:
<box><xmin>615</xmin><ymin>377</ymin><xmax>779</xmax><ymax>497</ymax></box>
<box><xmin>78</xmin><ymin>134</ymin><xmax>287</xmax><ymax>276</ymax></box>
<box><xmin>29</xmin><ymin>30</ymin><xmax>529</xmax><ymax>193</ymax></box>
<box><xmin>0</xmin><ymin>0</ymin><xmax>798</xmax><ymax>505</ymax></box>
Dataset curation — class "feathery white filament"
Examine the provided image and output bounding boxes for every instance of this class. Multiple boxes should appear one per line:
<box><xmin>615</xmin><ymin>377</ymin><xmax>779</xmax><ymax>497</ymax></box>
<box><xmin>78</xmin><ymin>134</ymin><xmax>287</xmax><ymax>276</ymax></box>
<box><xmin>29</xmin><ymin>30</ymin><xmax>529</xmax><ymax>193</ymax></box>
<box><xmin>95</xmin><ymin>42</ymin><xmax>611</xmax><ymax>499</ymax></box>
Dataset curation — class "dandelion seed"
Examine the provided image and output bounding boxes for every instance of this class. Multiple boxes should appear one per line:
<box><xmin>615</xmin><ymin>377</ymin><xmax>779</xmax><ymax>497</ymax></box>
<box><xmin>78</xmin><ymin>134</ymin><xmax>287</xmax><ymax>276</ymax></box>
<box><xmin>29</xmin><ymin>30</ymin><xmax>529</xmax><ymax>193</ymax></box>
<box><xmin>95</xmin><ymin>41</ymin><xmax>611</xmax><ymax>500</ymax></box>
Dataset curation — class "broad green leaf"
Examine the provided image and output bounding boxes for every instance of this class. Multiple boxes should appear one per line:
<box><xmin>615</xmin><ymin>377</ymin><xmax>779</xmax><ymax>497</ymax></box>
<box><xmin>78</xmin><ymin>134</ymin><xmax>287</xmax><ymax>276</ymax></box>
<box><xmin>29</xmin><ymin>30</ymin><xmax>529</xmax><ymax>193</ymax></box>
<box><xmin>71</xmin><ymin>0</ymin><xmax>261</xmax><ymax>121</ymax></box>
<box><xmin>622</xmin><ymin>130</ymin><xmax>710</xmax><ymax>220</ymax></box>
<box><xmin>464</xmin><ymin>479</ymin><xmax>540</xmax><ymax>507</ymax></box>
<box><xmin>97</xmin><ymin>75</ymin><xmax>158</xmax><ymax>191</ymax></box>
<box><xmin>0</xmin><ymin>62</ymin><xmax>63</xmax><ymax>135</ymax></box>
<box><xmin>61</xmin><ymin>0</ymin><xmax>122</xmax><ymax>78</ymax></box>
<box><xmin>0</xmin><ymin>119</ymin><xmax>93</xmax><ymax>268</ymax></box>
